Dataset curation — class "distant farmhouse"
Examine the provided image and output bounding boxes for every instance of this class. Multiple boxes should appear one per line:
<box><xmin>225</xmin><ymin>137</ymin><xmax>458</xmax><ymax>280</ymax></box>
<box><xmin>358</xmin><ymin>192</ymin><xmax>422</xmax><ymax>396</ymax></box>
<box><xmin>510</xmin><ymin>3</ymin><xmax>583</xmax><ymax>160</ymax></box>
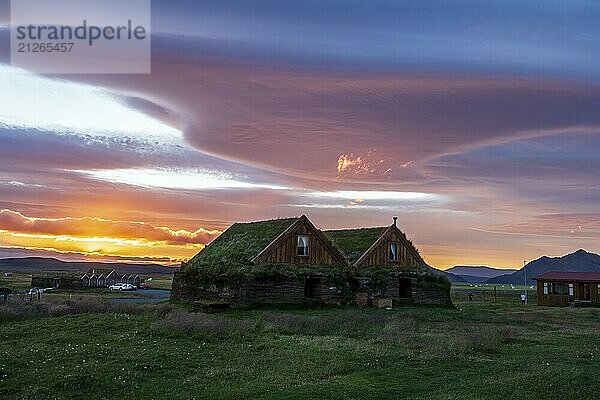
<box><xmin>535</xmin><ymin>272</ymin><xmax>600</xmax><ymax>307</ymax></box>
<box><xmin>172</xmin><ymin>215</ymin><xmax>451</xmax><ymax>308</ymax></box>
<box><xmin>31</xmin><ymin>268</ymin><xmax>140</xmax><ymax>289</ymax></box>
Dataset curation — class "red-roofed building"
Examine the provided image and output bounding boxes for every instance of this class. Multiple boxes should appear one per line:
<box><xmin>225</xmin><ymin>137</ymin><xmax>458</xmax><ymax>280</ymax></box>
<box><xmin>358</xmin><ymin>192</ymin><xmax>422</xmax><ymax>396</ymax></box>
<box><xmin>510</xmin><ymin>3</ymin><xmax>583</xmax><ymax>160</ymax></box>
<box><xmin>534</xmin><ymin>272</ymin><xmax>600</xmax><ymax>306</ymax></box>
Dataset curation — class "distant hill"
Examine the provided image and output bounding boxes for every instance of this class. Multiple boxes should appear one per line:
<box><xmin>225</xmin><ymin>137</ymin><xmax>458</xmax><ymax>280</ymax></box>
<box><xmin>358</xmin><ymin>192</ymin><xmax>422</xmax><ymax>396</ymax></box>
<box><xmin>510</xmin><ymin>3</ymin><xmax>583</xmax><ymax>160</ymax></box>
<box><xmin>486</xmin><ymin>249</ymin><xmax>600</xmax><ymax>284</ymax></box>
<box><xmin>442</xmin><ymin>271</ymin><xmax>469</xmax><ymax>283</ymax></box>
<box><xmin>449</xmin><ymin>274</ymin><xmax>494</xmax><ymax>283</ymax></box>
<box><xmin>0</xmin><ymin>257</ymin><xmax>176</xmax><ymax>276</ymax></box>
<box><xmin>424</xmin><ymin>265</ymin><xmax>468</xmax><ymax>283</ymax></box>
<box><xmin>445</xmin><ymin>266</ymin><xmax>516</xmax><ymax>279</ymax></box>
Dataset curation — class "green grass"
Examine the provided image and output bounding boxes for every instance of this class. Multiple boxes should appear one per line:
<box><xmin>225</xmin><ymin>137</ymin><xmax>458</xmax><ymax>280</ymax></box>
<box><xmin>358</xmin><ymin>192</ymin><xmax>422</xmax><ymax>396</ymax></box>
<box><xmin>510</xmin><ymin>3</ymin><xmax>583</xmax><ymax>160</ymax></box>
<box><xmin>452</xmin><ymin>283</ymin><xmax>533</xmax><ymax>292</ymax></box>
<box><xmin>40</xmin><ymin>289</ymin><xmax>153</xmax><ymax>300</ymax></box>
<box><xmin>0</xmin><ymin>273</ymin><xmax>32</xmax><ymax>290</ymax></box>
<box><xmin>452</xmin><ymin>283</ymin><xmax>536</xmax><ymax>304</ymax></box>
<box><xmin>1</xmin><ymin>295</ymin><xmax>599</xmax><ymax>399</ymax></box>
<box><xmin>188</xmin><ymin>217</ymin><xmax>298</xmax><ymax>268</ymax></box>
<box><xmin>143</xmin><ymin>275</ymin><xmax>173</xmax><ymax>290</ymax></box>
<box><xmin>323</xmin><ymin>227</ymin><xmax>387</xmax><ymax>263</ymax></box>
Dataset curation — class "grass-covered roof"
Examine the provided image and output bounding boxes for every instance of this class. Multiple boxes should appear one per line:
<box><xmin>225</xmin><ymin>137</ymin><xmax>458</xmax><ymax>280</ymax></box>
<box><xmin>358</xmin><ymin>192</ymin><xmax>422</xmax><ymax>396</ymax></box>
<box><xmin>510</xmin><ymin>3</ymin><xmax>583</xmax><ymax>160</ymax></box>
<box><xmin>187</xmin><ymin>217</ymin><xmax>299</xmax><ymax>269</ymax></box>
<box><xmin>323</xmin><ymin>227</ymin><xmax>388</xmax><ymax>263</ymax></box>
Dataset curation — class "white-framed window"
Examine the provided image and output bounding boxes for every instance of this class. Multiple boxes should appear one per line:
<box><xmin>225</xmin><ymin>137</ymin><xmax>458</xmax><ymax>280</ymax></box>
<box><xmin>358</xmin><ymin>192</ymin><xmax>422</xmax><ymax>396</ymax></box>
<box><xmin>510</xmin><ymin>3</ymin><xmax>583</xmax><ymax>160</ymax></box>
<box><xmin>569</xmin><ymin>283</ymin><xmax>574</xmax><ymax>296</ymax></box>
<box><xmin>389</xmin><ymin>242</ymin><xmax>398</xmax><ymax>261</ymax></box>
<box><xmin>297</xmin><ymin>235</ymin><xmax>309</xmax><ymax>257</ymax></box>
<box><xmin>543</xmin><ymin>282</ymin><xmax>548</xmax><ymax>295</ymax></box>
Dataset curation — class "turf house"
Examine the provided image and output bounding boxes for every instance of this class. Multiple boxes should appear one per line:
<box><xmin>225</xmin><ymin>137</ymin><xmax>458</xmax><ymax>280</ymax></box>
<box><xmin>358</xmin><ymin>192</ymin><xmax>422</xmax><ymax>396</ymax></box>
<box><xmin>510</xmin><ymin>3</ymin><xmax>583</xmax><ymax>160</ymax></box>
<box><xmin>171</xmin><ymin>215</ymin><xmax>451</xmax><ymax>308</ymax></box>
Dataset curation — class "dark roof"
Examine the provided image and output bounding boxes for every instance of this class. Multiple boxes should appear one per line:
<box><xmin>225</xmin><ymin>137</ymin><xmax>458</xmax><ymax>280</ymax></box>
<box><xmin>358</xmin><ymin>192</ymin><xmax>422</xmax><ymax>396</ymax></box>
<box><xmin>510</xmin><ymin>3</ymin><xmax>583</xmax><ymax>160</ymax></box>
<box><xmin>32</xmin><ymin>272</ymin><xmax>82</xmax><ymax>279</ymax></box>
<box><xmin>534</xmin><ymin>272</ymin><xmax>600</xmax><ymax>282</ymax></box>
<box><xmin>323</xmin><ymin>227</ymin><xmax>388</xmax><ymax>263</ymax></box>
<box><xmin>188</xmin><ymin>217</ymin><xmax>299</xmax><ymax>268</ymax></box>
<box><xmin>86</xmin><ymin>268</ymin><xmax>116</xmax><ymax>276</ymax></box>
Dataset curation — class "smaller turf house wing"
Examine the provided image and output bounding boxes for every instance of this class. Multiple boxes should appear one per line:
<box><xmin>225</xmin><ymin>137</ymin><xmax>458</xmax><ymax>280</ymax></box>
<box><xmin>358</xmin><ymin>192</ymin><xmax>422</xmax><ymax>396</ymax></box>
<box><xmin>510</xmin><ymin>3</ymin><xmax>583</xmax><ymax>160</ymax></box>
<box><xmin>354</xmin><ymin>223</ymin><xmax>425</xmax><ymax>269</ymax></box>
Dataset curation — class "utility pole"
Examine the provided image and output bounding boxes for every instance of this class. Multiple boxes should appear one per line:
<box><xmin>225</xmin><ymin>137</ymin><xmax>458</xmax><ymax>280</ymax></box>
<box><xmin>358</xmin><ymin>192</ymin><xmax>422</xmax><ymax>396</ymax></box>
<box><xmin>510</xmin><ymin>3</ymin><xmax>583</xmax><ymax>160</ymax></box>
<box><xmin>524</xmin><ymin>260</ymin><xmax>527</xmax><ymax>305</ymax></box>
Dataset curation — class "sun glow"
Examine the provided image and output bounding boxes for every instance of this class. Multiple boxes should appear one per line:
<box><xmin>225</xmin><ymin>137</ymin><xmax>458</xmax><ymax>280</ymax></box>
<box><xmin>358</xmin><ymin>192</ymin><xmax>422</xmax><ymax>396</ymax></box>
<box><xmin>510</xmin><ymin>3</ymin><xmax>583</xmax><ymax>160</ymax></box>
<box><xmin>0</xmin><ymin>209</ymin><xmax>220</xmax><ymax>263</ymax></box>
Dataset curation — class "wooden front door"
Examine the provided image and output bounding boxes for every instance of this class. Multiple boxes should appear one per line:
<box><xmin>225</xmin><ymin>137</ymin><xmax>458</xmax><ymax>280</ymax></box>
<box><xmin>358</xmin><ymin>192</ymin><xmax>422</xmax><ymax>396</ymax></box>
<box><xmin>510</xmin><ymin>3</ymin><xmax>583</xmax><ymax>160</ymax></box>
<box><xmin>581</xmin><ymin>283</ymin><xmax>591</xmax><ymax>300</ymax></box>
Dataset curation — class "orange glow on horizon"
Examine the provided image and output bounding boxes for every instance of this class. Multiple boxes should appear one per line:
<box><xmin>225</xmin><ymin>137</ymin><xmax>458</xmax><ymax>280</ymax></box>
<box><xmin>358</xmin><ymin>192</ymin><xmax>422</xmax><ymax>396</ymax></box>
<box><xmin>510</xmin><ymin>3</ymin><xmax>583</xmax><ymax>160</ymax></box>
<box><xmin>0</xmin><ymin>209</ymin><xmax>221</xmax><ymax>264</ymax></box>
<box><xmin>0</xmin><ymin>209</ymin><xmax>589</xmax><ymax>270</ymax></box>
<box><xmin>0</xmin><ymin>230</ymin><xmax>203</xmax><ymax>264</ymax></box>
<box><xmin>0</xmin><ymin>229</ymin><xmax>524</xmax><ymax>269</ymax></box>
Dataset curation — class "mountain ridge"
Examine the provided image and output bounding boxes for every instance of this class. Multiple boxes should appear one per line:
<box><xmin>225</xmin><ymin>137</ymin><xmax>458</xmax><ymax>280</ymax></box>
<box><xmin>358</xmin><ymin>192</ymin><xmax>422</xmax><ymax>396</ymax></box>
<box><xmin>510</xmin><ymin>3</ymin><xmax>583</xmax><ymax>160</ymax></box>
<box><xmin>486</xmin><ymin>249</ymin><xmax>600</xmax><ymax>284</ymax></box>
<box><xmin>0</xmin><ymin>257</ymin><xmax>176</xmax><ymax>276</ymax></box>
<box><xmin>445</xmin><ymin>265</ymin><xmax>516</xmax><ymax>282</ymax></box>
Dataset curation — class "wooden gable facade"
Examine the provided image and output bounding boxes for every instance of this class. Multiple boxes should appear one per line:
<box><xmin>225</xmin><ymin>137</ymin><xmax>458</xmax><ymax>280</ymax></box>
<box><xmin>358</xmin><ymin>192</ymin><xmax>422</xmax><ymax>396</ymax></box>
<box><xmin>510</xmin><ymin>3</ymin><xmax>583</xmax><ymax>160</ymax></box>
<box><xmin>354</xmin><ymin>223</ymin><xmax>425</xmax><ymax>269</ymax></box>
<box><xmin>252</xmin><ymin>215</ymin><xmax>347</xmax><ymax>267</ymax></box>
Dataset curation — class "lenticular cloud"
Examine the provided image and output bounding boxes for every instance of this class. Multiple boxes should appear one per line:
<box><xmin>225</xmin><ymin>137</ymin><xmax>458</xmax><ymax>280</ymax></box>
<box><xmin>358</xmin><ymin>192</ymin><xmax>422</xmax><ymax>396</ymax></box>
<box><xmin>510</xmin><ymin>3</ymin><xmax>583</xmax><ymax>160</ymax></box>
<box><xmin>0</xmin><ymin>65</ymin><xmax>181</xmax><ymax>143</ymax></box>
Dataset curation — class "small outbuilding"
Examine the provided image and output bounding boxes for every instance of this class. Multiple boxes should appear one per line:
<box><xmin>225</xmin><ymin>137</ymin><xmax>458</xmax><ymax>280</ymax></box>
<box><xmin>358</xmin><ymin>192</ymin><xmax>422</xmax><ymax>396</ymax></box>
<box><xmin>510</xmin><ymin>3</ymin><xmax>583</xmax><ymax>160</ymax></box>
<box><xmin>31</xmin><ymin>273</ymin><xmax>83</xmax><ymax>289</ymax></box>
<box><xmin>534</xmin><ymin>272</ymin><xmax>600</xmax><ymax>306</ymax></box>
<box><xmin>34</xmin><ymin>269</ymin><xmax>144</xmax><ymax>290</ymax></box>
<box><xmin>82</xmin><ymin>269</ymin><xmax>141</xmax><ymax>288</ymax></box>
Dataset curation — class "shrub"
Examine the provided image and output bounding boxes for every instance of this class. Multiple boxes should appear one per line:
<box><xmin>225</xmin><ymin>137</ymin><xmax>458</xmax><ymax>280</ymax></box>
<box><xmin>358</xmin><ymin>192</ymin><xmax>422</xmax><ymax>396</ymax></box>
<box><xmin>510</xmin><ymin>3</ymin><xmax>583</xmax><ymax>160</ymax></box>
<box><xmin>416</xmin><ymin>273</ymin><xmax>451</xmax><ymax>293</ymax></box>
<box><xmin>0</xmin><ymin>297</ymin><xmax>174</xmax><ymax>321</ymax></box>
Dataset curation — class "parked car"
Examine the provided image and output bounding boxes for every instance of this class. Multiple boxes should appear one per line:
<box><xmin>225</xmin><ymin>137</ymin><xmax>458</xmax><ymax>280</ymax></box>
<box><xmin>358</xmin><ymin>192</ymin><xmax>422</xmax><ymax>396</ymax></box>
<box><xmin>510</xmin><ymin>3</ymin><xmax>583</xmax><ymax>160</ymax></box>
<box><xmin>108</xmin><ymin>283</ymin><xmax>136</xmax><ymax>291</ymax></box>
<box><xmin>138</xmin><ymin>282</ymin><xmax>150</xmax><ymax>290</ymax></box>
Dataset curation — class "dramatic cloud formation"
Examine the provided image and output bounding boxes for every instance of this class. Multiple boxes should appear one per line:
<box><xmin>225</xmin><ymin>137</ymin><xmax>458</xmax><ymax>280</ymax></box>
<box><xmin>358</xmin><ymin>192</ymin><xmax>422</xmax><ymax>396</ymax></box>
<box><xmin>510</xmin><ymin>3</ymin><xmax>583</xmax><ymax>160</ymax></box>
<box><xmin>0</xmin><ymin>66</ymin><xmax>181</xmax><ymax>142</ymax></box>
<box><xmin>1</xmin><ymin>1</ymin><xmax>599</xmax><ymax>268</ymax></box>
<box><xmin>336</xmin><ymin>152</ymin><xmax>394</xmax><ymax>179</ymax></box>
<box><xmin>482</xmin><ymin>214</ymin><xmax>600</xmax><ymax>239</ymax></box>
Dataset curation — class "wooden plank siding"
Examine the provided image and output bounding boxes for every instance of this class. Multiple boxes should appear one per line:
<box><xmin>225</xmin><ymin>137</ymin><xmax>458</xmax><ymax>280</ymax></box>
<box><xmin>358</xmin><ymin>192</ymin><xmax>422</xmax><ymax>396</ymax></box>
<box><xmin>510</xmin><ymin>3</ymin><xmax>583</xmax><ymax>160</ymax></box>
<box><xmin>536</xmin><ymin>279</ymin><xmax>600</xmax><ymax>306</ymax></box>
<box><xmin>252</xmin><ymin>216</ymin><xmax>347</xmax><ymax>267</ymax></box>
<box><xmin>355</xmin><ymin>225</ymin><xmax>424</xmax><ymax>269</ymax></box>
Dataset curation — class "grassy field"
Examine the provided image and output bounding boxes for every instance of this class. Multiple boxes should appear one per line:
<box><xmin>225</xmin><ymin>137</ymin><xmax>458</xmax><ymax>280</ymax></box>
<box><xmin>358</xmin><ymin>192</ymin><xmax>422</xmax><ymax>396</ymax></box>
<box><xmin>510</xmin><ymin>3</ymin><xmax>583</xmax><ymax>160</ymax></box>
<box><xmin>144</xmin><ymin>275</ymin><xmax>173</xmax><ymax>290</ymax></box>
<box><xmin>1</xmin><ymin>291</ymin><xmax>599</xmax><ymax>400</ymax></box>
<box><xmin>0</xmin><ymin>272</ymin><xmax>174</xmax><ymax>292</ymax></box>
<box><xmin>452</xmin><ymin>283</ymin><xmax>536</xmax><ymax>304</ymax></box>
<box><xmin>0</xmin><ymin>273</ymin><xmax>32</xmax><ymax>290</ymax></box>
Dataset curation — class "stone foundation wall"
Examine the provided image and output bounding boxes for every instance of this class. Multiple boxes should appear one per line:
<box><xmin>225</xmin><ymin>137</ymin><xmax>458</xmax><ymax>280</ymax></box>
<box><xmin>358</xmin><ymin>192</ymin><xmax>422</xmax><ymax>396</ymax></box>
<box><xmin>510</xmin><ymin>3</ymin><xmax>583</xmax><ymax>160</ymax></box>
<box><xmin>171</xmin><ymin>270</ymin><xmax>451</xmax><ymax>308</ymax></box>
<box><xmin>171</xmin><ymin>272</ymin><xmax>346</xmax><ymax>305</ymax></box>
<box><xmin>359</xmin><ymin>274</ymin><xmax>452</xmax><ymax>307</ymax></box>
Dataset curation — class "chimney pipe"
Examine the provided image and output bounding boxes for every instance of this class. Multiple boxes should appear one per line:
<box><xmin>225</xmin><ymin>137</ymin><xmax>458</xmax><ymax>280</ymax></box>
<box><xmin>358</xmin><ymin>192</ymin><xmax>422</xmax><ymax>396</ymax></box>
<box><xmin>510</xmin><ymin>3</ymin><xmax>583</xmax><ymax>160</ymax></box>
<box><xmin>392</xmin><ymin>216</ymin><xmax>398</xmax><ymax>226</ymax></box>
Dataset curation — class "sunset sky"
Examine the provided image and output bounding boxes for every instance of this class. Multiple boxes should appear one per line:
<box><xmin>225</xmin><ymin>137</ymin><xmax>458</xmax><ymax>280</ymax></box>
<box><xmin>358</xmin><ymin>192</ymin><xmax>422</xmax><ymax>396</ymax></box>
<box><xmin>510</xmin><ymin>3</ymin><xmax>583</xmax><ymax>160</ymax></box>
<box><xmin>0</xmin><ymin>0</ymin><xmax>599</xmax><ymax>269</ymax></box>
